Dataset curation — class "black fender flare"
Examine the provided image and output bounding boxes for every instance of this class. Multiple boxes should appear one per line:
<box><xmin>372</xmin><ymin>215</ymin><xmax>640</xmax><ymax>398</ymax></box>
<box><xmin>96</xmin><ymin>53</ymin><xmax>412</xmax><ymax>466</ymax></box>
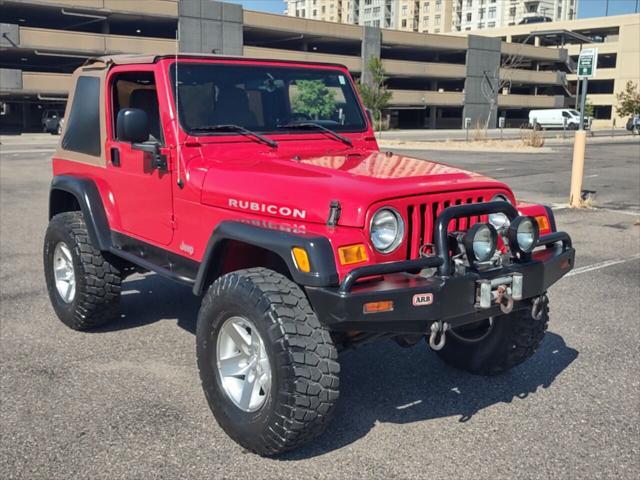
<box><xmin>49</xmin><ymin>175</ymin><xmax>112</xmax><ymax>251</ymax></box>
<box><xmin>193</xmin><ymin>221</ymin><xmax>339</xmax><ymax>295</ymax></box>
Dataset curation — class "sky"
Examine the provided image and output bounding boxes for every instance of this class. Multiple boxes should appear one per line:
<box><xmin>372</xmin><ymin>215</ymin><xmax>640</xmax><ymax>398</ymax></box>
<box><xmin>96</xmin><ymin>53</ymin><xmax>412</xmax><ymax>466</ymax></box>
<box><xmin>227</xmin><ymin>0</ymin><xmax>285</xmax><ymax>14</ymax></box>
<box><xmin>578</xmin><ymin>0</ymin><xmax>639</xmax><ymax>18</ymax></box>
<box><xmin>228</xmin><ymin>0</ymin><xmax>639</xmax><ymax>18</ymax></box>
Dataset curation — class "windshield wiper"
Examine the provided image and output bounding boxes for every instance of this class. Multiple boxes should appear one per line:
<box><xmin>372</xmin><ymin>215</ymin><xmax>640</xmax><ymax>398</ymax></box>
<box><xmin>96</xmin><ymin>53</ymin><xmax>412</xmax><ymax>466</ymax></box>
<box><xmin>278</xmin><ymin>122</ymin><xmax>353</xmax><ymax>146</ymax></box>
<box><xmin>190</xmin><ymin>124</ymin><xmax>278</xmax><ymax>148</ymax></box>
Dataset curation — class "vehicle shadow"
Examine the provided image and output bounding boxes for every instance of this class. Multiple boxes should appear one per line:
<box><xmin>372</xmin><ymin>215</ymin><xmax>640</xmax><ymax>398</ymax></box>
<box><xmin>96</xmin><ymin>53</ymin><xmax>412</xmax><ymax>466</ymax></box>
<box><xmin>91</xmin><ymin>274</ymin><xmax>200</xmax><ymax>335</ymax></box>
<box><xmin>283</xmin><ymin>332</ymin><xmax>578</xmax><ymax>459</ymax></box>
<box><xmin>93</xmin><ymin>274</ymin><xmax>578</xmax><ymax>459</ymax></box>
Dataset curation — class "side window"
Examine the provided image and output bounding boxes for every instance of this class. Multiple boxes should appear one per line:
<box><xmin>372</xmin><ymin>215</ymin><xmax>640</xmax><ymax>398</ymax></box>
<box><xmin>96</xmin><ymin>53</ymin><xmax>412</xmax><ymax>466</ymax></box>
<box><xmin>62</xmin><ymin>76</ymin><xmax>101</xmax><ymax>156</ymax></box>
<box><xmin>111</xmin><ymin>72</ymin><xmax>163</xmax><ymax>144</ymax></box>
<box><xmin>562</xmin><ymin>111</ymin><xmax>570</xmax><ymax>118</ymax></box>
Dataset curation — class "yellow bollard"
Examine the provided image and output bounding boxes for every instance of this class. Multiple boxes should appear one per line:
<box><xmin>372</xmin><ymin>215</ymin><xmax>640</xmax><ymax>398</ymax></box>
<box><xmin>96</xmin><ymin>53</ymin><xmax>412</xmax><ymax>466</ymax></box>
<box><xmin>569</xmin><ymin>130</ymin><xmax>587</xmax><ymax>207</ymax></box>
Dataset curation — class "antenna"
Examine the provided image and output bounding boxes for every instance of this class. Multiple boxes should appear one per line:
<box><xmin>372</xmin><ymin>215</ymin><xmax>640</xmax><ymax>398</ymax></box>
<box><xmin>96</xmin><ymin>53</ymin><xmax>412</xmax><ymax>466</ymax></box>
<box><xmin>174</xmin><ymin>22</ymin><xmax>185</xmax><ymax>189</ymax></box>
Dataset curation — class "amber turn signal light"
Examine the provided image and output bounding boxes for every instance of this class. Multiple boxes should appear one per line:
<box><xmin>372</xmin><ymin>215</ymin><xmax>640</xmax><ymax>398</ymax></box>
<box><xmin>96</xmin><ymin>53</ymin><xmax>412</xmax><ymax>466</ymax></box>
<box><xmin>291</xmin><ymin>247</ymin><xmax>311</xmax><ymax>273</ymax></box>
<box><xmin>338</xmin><ymin>244</ymin><xmax>368</xmax><ymax>266</ymax></box>
<box><xmin>535</xmin><ymin>215</ymin><xmax>550</xmax><ymax>232</ymax></box>
<box><xmin>363</xmin><ymin>300</ymin><xmax>394</xmax><ymax>314</ymax></box>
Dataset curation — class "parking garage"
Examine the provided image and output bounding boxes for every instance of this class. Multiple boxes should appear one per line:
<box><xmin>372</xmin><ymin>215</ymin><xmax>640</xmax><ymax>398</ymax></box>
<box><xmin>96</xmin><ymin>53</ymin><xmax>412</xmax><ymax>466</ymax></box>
<box><xmin>1</xmin><ymin>0</ymin><xmax>575</xmax><ymax>132</ymax></box>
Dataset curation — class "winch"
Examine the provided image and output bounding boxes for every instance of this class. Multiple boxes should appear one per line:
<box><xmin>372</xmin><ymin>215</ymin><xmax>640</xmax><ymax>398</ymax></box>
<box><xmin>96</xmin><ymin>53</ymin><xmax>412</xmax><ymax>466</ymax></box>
<box><xmin>476</xmin><ymin>272</ymin><xmax>523</xmax><ymax>313</ymax></box>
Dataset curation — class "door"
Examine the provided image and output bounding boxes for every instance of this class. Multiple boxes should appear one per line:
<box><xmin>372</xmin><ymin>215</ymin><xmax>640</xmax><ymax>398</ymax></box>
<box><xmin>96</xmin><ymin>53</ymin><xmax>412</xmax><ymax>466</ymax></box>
<box><xmin>105</xmin><ymin>68</ymin><xmax>174</xmax><ymax>246</ymax></box>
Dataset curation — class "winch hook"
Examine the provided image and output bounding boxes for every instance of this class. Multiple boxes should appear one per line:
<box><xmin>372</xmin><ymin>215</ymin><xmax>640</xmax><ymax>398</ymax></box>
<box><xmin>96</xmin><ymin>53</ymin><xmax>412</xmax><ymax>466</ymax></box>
<box><xmin>496</xmin><ymin>284</ymin><xmax>514</xmax><ymax>314</ymax></box>
<box><xmin>429</xmin><ymin>321</ymin><xmax>449</xmax><ymax>351</ymax></box>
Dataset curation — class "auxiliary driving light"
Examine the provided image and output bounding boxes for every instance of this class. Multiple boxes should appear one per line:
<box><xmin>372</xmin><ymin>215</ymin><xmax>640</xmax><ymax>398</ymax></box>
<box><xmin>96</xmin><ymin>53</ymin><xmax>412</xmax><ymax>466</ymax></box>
<box><xmin>507</xmin><ymin>216</ymin><xmax>539</xmax><ymax>254</ymax></box>
<box><xmin>463</xmin><ymin>223</ymin><xmax>498</xmax><ymax>263</ymax></box>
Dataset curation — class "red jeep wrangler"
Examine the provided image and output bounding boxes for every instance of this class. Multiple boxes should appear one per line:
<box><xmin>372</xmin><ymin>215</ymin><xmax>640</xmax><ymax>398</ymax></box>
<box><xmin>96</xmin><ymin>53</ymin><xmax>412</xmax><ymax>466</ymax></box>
<box><xmin>44</xmin><ymin>54</ymin><xmax>574</xmax><ymax>455</ymax></box>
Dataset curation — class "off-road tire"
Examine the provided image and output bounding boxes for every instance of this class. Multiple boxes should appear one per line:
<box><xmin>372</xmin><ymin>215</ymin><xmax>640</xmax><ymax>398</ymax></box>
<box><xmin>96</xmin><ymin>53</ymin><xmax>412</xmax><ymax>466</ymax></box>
<box><xmin>436</xmin><ymin>301</ymin><xmax>549</xmax><ymax>376</ymax></box>
<box><xmin>44</xmin><ymin>211</ymin><xmax>122</xmax><ymax>330</ymax></box>
<box><xmin>196</xmin><ymin>268</ymin><xmax>340</xmax><ymax>456</ymax></box>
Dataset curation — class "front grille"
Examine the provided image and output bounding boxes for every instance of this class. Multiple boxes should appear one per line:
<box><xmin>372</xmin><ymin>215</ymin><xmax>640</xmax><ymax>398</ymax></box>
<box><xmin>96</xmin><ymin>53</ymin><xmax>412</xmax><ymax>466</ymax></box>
<box><xmin>405</xmin><ymin>192</ymin><xmax>488</xmax><ymax>259</ymax></box>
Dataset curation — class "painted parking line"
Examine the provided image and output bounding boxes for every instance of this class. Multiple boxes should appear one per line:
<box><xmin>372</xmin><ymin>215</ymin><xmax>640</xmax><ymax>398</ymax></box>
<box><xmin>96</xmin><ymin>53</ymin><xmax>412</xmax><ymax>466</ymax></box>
<box><xmin>0</xmin><ymin>149</ymin><xmax>56</xmax><ymax>155</ymax></box>
<box><xmin>567</xmin><ymin>253</ymin><xmax>640</xmax><ymax>277</ymax></box>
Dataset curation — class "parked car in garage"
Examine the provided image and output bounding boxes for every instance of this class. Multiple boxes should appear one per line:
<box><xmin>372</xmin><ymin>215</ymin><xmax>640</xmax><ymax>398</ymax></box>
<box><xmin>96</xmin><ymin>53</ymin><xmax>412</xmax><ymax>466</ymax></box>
<box><xmin>626</xmin><ymin>114</ymin><xmax>640</xmax><ymax>134</ymax></box>
<box><xmin>42</xmin><ymin>109</ymin><xmax>62</xmax><ymax>134</ymax></box>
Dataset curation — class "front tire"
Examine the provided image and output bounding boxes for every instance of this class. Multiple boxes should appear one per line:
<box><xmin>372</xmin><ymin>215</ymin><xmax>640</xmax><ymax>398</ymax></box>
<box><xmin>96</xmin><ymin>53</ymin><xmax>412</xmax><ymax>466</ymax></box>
<box><xmin>196</xmin><ymin>268</ymin><xmax>340</xmax><ymax>456</ymax></box>
<box><xmin>44</xmin><ymin>211</ymin><xmax>122</xmax><ymax>330</ymax></box>
<box><xmin>436</xmin><ymin>299</ymin><xmax>549</xmax><ymax>376</ymax></box>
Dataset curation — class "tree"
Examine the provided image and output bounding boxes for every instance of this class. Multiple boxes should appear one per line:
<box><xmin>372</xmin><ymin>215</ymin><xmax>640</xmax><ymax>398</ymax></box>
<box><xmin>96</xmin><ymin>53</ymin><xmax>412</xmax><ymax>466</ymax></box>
<box><xmin>291</xmin><ymin>80</ymin><xmax>336</xmax><ymax>119</ymax></box>
<box><xmin>480</xmin><ymin>46</ymin><xmax>528</xmax><ymax>132</ymax></box>
<box><xmin>615</xmin><ymin>81</ymin><xmax>640</xmax><ymax>117</ymax></box>
<box><xmin>357</xmin><ymin>56</ymin><xmax>392</xmax><ymax>129</ymax></box>
<box><xmin>584</xmin><ymin>98</ymin><xmax>594</xmax><ymax>118</ymax></box>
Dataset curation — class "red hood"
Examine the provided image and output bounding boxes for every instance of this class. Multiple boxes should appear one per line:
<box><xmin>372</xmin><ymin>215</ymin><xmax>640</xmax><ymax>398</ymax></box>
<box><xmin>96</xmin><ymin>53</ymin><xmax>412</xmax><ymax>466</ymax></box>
<box><xmin>199</xmin><ymin>148</ymin><xmax>512</xmax><ymax>227</ymax></box>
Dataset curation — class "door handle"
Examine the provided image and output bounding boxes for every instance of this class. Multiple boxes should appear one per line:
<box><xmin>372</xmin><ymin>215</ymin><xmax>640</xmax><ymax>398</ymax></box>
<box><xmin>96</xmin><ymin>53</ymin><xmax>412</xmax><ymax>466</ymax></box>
<box><xmin>110</xmin><ymin>147</ymin><xmax>121</xmax><ymax>167</ymax></box>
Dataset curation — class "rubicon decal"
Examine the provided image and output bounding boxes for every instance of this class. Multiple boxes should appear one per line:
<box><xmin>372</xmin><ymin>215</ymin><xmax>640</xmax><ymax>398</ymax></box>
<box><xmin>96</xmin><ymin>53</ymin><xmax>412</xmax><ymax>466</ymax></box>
<box><xmin>412</xmin><ymin>293</ymin><xmax>434</xmax><ymax>306</ymax></box>
<box><xmin>228</xmin><ymin>198</ymin><xmax>306</xmax><ymax>219</ymax></box>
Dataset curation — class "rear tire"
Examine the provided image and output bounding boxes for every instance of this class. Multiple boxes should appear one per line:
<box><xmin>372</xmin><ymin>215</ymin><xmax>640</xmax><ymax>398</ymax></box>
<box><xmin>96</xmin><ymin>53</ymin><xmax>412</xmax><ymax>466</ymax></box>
<box><xmin>44</xmin><ymin>211</ymin><xmax>122</xmax><ymax>330</ymax></box>
<box><xmin>196</xmin><ymin>268</ymin><xmax>340</xmax><ymax>456</ymax></box>
<box><xmin>436</xmin><ymin>300</ymin><xmax>549</xmax><ymax>376</ymax></box>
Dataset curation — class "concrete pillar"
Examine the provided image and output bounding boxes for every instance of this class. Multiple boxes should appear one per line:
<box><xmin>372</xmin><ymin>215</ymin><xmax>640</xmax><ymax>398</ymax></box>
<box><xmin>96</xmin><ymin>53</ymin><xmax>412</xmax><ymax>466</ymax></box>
<box><xmin>0</xmin><ymin>23</ymin><xmax>19</xmax><ymax>47</ymax></box>
<box><xmin>462</xmin><ymin>35</ymin><xmax>501</xmax><ymax>129</ymax></box>
<box><xmin>360</xmin><ymin>26</ymin><xmax>381</xmax><ymax>87</ymax></box>
<box><xmin>0</xmin><ymin>68</ymin><xmax>22</xmax><ymax>91</ymax></box>
<box><xmin>21</xmin><ymin>103</ymin><xmax>29</xmax><ymax>131</ymax></box>
<box><xmin>428</xmin><ymin>80</ymin><xmax>437</xmax><ymax>128</ymax></box>
<box><xmin>179</xmin><ymin>0</ymin><xmax>243</xmax><ymax>56</ymax></box>
<box><xmin>428</xmin><ymin>107</ymin><xmax>437</xmax><ymax>129</ymax></box>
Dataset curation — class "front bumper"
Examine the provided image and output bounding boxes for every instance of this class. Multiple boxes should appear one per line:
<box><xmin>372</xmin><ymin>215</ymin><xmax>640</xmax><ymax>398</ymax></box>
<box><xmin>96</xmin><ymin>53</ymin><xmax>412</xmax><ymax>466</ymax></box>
<box><xmin>306</xmin><ymin>202</ymin><xmax>574</xmax><ymax>333</ymax></box>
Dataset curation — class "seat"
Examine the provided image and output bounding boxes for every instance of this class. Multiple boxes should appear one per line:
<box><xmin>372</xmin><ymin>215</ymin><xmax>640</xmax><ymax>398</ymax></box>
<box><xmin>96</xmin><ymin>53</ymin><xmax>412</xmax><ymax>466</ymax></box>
<box><xmin>211</xmin><ymin>86</ymin><xmax>257</xmax><ymax>126</ymax></box>
<box><xmin>129</xmin><ymin>89</ymin><xmax>162</xmax><ymax>142</ymax></box>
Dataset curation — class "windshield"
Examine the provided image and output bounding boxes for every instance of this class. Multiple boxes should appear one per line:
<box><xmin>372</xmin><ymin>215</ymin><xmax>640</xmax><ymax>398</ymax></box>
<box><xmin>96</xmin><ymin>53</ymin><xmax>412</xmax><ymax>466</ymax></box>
<box><xmin>170</xmin><ymin>62</ymin><xmax>367</xmax><ymax>135</ymax></box>
<box><xmin>569</xmin><ymin>110</ymin><xmax>580</xmax><ymax>117</ymax></box>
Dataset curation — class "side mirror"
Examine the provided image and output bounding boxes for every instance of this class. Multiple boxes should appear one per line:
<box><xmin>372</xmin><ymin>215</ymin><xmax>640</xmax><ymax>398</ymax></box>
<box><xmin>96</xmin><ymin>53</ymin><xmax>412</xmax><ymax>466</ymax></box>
<box><xmin>116</xmin><ymin>108</ymin><xmax>150</xmax><ymax>143</ymax></box>
<box><xmin>116</xmin><ymin>108</ymin><xmax>166</xmax><ymax>170</ymax></box>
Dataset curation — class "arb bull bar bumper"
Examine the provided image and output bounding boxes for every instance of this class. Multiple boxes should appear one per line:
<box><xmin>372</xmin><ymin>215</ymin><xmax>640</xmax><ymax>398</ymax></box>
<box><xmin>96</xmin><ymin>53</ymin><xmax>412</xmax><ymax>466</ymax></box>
<box><xmin>306</xmin><ymin>201</ymin><xmax>575</xmax><ymax>333</ymax></box>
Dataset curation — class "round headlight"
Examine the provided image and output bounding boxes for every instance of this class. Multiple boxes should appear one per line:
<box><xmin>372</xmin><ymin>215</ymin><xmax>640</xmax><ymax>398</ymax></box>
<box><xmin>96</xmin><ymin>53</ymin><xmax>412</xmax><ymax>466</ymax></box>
<box><xmin>508</xmin><ymin>216</ymin><xmax>540</xmax><ymax>254</ymax></box>
<box><xmin>488</xmin><ymin>194</ymin><xmax>511</xmax><ymax>231</ymax></box>
<box><xmin>370</xmin><ymin>208</ymin><xmax>404</xmax><ymax>253</ymax></box>
<box><xmin>464</xmin><ymin>223</ymin><xmax>498</xmax><ymax>262</ymax></box>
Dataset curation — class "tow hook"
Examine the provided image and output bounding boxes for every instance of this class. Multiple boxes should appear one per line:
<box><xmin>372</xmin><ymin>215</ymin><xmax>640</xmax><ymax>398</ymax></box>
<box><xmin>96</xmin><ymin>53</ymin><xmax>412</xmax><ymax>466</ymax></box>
<box><xmin>531</xmin><ymin>294</ymin><xmax>548</xmax><ymax>320</ymax></box>
<box><xmin>429</xmin><ymin>321</ymin><xmax>449</xmax><ymax>351</ymax></box>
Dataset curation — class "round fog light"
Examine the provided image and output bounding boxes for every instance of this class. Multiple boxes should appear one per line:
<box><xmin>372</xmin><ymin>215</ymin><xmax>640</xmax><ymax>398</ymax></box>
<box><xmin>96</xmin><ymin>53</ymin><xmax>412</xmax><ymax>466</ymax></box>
<box><xmin>464</xmin><ymin>223</ymin><xmax>498</xmax><ymax>262</ymax></box>
<box><xmin>508</xmin><ymin>216</ymin><xmax>539</xmax><ymax>254</ymax></box>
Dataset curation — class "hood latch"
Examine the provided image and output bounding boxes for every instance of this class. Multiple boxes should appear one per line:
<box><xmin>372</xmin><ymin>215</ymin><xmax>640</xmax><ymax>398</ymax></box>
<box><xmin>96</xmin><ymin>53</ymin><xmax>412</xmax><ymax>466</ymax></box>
<box><xmin>327</xmin><ymin>200</ymin><xmax>342</xmax><ymax>227</ymax></box>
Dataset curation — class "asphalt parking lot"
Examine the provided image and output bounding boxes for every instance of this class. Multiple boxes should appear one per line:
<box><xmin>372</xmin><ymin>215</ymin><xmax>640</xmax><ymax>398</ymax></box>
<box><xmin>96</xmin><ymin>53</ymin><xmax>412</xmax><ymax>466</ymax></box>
<box><xmin>1</xmin><ymin>135</ymin><xmax>639</xmax><ymax>479</ymax></box>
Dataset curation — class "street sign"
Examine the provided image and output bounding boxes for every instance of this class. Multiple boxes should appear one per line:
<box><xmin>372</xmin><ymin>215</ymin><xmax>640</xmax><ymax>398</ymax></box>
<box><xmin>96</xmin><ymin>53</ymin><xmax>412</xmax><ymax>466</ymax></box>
<box><xmin>577</xmin><ymin>48</ymin><xmax>598</xmax><ymax>78</ymax></box>
<box><xmin>498</xmin><ymin>117</ymin><xmax>505</xmax><ymax>128</ymax></box>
